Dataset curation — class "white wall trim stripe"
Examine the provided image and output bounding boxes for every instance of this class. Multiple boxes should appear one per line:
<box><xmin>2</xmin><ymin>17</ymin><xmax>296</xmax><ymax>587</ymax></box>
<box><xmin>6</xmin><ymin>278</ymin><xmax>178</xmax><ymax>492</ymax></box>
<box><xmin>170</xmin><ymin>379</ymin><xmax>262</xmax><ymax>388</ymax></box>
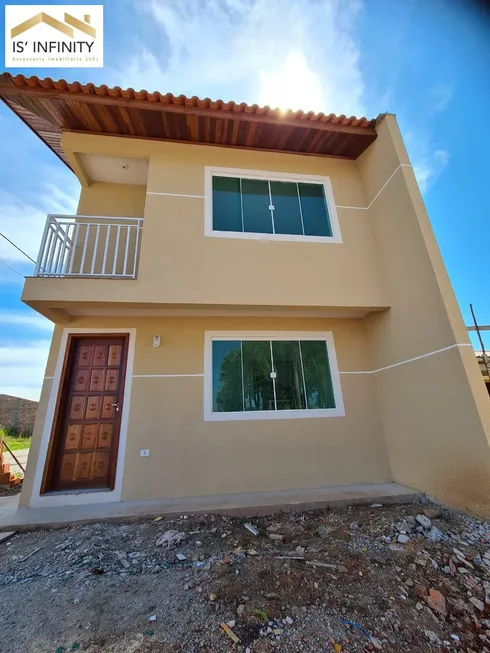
<box><xmin>336</xmin><ymin>164</ymin><xmax>412</xmax><ymax>211</ymax></box>
<box><xmin>336</xmin><ymin>205</ymin><xmax>369</xmax><ymax>211</ymax></box>
<box><xmin>147</xmin><ymin>192</ymin><xmax>205</xmax><ymax>198</ymax></box>
<box><xmin>133</xmin><ymin>373</ymin><xmax>204</xmax><ymax>378</ymax></box>
<box><xmin>128</xmin><ymin>342</ymin><xmax>469</xmax><ymax>381</ymax></box>
<box><xmin>339</xmin><ymin>343</ymin><xmax>472</xmax><ymax>375</ymax></box>
<box><xmin>147</xmin><ymin>165</ymin><xmax>413</xmax><ymax>213</ymax></box>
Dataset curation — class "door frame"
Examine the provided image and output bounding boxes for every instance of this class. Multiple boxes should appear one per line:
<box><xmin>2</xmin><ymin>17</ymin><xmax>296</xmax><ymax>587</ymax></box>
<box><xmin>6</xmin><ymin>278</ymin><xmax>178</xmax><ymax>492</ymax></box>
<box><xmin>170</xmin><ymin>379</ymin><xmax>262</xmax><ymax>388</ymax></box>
<box><xmin>42</xmin><ymin>333</ymin><xmax>130</xmax><ymax>494</ymax></box>
<box><xmin>30</xmin><ymin>328</ymin><xmax>136</xmax><ymax>508</ymax></box>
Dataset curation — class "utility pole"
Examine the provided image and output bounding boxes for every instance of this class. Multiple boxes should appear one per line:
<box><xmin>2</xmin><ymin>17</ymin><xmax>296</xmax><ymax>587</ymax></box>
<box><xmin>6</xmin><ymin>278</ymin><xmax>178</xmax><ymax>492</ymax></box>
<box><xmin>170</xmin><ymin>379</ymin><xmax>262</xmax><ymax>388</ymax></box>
<box><xmin>470</xmin><ymin>303</ymin><xmax>490</xmax><ymax>379</ymax></box>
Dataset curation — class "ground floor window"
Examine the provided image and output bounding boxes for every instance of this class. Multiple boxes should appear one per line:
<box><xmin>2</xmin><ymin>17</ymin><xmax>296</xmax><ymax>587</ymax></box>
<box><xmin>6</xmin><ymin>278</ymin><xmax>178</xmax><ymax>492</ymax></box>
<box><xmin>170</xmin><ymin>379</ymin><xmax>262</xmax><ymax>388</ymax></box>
<box><xmin>204</xmin><ymin>332</ymin><xmax>345</xmax><ymax>420</ymax></box>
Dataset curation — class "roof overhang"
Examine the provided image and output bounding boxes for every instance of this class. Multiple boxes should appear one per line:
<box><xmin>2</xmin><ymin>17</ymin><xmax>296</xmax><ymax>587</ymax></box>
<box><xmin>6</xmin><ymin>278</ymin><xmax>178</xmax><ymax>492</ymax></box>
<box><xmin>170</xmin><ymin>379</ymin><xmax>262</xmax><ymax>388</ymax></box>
<box><xmin>0</xmin><ymin>73</ymin><xmax>378</xmax><ymax>171</ymax></box>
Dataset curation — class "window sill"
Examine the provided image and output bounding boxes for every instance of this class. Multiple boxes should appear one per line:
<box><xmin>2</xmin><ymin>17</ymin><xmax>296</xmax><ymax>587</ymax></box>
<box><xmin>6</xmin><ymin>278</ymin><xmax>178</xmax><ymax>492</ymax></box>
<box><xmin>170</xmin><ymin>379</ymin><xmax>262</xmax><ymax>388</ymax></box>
<box><xmin>206</xmin><ymin>230</ymin><xmax>342</xmax><ymax>244</ymax></box>
<box><xmin>204</xmin><ymin>407</ymin><xmax>345</xmax><ymax>421</ymax></box>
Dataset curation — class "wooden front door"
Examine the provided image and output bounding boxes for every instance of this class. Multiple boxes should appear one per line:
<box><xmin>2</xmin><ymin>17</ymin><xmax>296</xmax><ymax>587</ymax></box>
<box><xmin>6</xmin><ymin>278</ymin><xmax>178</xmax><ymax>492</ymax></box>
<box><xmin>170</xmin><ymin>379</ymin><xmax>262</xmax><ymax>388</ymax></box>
<box><xmin>45</xmin><ymin>335</ymin><xmax>128</xmax><ymax>492</ymax></box>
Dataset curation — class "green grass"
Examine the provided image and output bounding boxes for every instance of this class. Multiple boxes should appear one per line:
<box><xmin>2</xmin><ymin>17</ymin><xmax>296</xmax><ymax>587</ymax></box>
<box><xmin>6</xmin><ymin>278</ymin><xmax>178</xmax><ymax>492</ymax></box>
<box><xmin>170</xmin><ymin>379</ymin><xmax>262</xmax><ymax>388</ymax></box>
<box><xmin>4</xmin><ymin>436</ymin><xmax>31</xmax><ymax>451</ymax></box>
<box><xmin>0</xmin><ymin>431</ymin><xmax>31</xmax><ymax>451</ymax></box>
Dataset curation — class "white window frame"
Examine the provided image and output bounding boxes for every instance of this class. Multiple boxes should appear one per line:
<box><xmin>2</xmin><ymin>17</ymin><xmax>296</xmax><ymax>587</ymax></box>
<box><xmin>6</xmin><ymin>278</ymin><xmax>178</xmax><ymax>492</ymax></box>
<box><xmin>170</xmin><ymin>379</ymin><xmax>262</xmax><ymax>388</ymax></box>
<box><xmin>204</xmin><ymin>330</ymin><xmax>345</xmax><ymax>421</ymax></box>
<box><xmin>204</xmin><ymin>167</ymin><xmax>342</xmax><ymax>243</ymax></box>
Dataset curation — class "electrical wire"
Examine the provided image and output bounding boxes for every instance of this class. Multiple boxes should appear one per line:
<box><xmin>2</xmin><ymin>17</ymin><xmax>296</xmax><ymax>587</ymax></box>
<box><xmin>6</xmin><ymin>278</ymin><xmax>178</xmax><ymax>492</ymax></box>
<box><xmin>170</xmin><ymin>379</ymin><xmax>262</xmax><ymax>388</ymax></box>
<box><xmin>0</xmin><ymin>232</ymin><xmax>36</xmax><ymax>265</ymax></box>
<box><xmin>0</xmin><ymin>259</ymin><xmax>24</xmax><ymax>278</ymax></box>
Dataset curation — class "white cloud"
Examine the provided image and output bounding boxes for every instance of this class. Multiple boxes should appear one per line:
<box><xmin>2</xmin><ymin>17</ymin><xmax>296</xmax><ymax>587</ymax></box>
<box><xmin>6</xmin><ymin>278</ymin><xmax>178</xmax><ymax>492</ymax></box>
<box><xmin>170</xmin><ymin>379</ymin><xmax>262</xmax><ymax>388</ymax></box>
<box><xmin>429</xmin><ymin>84</ymin><xmax>453</xmax><ymax>114</ymax></box>
<box><xmin>0</xmin><ymin>387</ymin><xmax>42</xmax><ymax>401</ymax></box>
<box><xmin>434</xmin><ymin>149</ymin><xmax>449</xmax><ymax>167</ymax></box>
<box><xmin>0</xmin><ymin>339</ymin><xmax>51</xmax><ymax>401</ymax></box>
<box><xmin>0</xmin><ymin>195</ymin><xmax>45</xmax><ymax>264</ymax></box>
<box><xmin>413</xmin><ymin>149</ymin><xmax>450</xmax><ymax>193</ymax></box>
<box><xmin>0</xmin><ymin>311</ymin><xmax>54</xmax><ymax>332</ymax></box>
<box><xmin>402</xmin><ymin>128</ymin><xmax>450</xmax><ymax>194</ymax></box>
<box><xmin>0</xmin><ymin>160</ymin><xmax>71</xmax><ymax>402</ymax></box>
<box><xmin>116</xmin><ymin>0</ymin><xmax>453</xmax><ymax>197</ymax></box>
<box><xmin>0</xmin><ymin>171</ymin><xmax>79</xmax><ymax>264</ymax></box>
<box><xmin>117</xmin><ymin>0</ymin><xmax>367</xmax><ymax>117</ymax></box>
<box><xmin>258</xmin><ymin>53</ymin><xmax>327</xmax><ymax>113</ymax></box>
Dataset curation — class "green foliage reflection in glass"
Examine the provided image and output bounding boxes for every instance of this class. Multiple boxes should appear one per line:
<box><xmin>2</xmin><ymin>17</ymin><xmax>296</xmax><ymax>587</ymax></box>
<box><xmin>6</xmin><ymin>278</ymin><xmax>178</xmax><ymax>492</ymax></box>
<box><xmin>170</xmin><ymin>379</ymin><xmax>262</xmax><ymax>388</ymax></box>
<box><xmin>272</xmin><ymin>341</ymin><xmax>306</xmax><ymax>410</ymax></box>
<box><xmin>242</xmin><ymin>341</ymin><xmax>275</xmax><ymax>410</ymax></box>
<box><xmin>212</xmin><ymin>340</ymin><xmax>336</xmax><ymax>413</ymax></box>
<box><xmin>300</xmin><ymin>341</ymin><xmax>335</xmax><ymax>409</ymax></box>
<box><xmin>212</xmin><ymin>341</ymin><xmax>242</xmax><ymax>412</ymax></box>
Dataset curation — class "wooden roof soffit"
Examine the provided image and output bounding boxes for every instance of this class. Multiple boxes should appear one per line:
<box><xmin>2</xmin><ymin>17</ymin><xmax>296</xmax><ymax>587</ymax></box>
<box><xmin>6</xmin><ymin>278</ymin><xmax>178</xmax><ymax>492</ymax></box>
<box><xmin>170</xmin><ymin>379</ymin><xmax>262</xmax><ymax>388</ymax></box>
<box><xmin>0</xmin><ymin>73</ymin><xmax>379</xmax><ymax>171</ymax></box>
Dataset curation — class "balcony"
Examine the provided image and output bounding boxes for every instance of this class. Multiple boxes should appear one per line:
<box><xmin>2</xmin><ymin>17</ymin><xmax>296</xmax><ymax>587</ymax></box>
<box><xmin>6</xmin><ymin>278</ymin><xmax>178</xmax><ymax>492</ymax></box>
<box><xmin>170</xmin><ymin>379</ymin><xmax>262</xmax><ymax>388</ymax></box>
<box><xmin>22</xmin><ymin>208</ymin><xmax>389</xmax><ymax>324</ymax></box>
<box><xmin>34</xmin><ymin>215</ymin><xmax>143</xmax><ymax>279</ymax></box>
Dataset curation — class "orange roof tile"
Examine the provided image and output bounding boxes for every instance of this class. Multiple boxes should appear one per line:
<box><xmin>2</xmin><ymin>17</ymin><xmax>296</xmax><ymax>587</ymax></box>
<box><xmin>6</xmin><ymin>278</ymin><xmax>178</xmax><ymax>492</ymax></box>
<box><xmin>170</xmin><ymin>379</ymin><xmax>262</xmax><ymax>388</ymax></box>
<box><xmin>0</xmin><ymin>73</ymin><xmax>378</xmax><ymax>169</ymax></box>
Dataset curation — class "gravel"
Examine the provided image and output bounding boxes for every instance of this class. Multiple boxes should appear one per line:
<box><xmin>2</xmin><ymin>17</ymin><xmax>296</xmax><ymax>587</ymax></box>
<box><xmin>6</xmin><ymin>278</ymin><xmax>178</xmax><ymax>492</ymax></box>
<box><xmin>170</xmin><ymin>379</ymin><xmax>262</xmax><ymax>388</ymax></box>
<box><xmin>2</xmin><ymin>499</ymin><xmax>490</xmax><ymax>652</ymax></box>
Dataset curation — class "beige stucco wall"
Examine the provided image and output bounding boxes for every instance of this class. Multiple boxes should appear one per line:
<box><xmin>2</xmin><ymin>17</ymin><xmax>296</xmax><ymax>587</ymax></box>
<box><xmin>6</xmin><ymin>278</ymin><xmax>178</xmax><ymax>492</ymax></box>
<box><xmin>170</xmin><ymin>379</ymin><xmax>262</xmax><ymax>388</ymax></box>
<box><xmin>22</xmin><ymin>132</ymin><xmax>388</xmax><ymax>311</ymax></box>
<box><xmin>68</xmin><ymin>183</ymin><xmax>146</xmax><ymax>276</ymax></box>
<box><xmin>77</xmin><ymin>181</ymin><xmax>146</xmax><ymax>218</ymax></box>
<box><xmin>360</xmin><ymin>115</ymin><xmax>490</xmax><ymax>516</ymax></box>
<box><xmin>370</xmin><ymin>346</ymin><xmax>490</xmax><ymax>513</ymax></box>
<box><xmin>19</xmin><ymin>120</ymin><xmax>490</xmax><ymax>517</ymax></box>
<box><xmin>19</xmin><ymin>315</ymin><xmax>391</xmax><ymax>507</ymax></box>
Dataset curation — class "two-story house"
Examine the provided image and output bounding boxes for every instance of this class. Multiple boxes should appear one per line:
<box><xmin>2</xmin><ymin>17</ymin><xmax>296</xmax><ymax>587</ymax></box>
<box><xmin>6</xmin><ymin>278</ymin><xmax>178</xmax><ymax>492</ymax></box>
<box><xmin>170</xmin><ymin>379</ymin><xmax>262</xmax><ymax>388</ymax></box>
<box><xmin>2</xmin><ymin>73</ymin><xmax>490</xmax><ymax>519</ymax></box>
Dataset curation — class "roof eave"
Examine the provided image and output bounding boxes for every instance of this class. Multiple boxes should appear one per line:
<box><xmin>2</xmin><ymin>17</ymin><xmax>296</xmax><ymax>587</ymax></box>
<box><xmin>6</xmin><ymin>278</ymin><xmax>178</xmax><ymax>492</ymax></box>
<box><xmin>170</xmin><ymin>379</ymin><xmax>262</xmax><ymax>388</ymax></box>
<box><xmin>0</xmin><ymin>73</ymin><xmax>378</xmax><ymax>164</ymax></box>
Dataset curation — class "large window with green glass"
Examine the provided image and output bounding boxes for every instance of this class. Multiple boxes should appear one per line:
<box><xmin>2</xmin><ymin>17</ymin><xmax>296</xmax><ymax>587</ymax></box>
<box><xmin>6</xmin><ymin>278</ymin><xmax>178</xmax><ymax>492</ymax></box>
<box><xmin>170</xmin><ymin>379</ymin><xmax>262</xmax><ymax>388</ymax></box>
<box><xmin>212</xmin><ymin>175</ymin><xmax>333</xmax><ymax>237</ymax></box>
<box><xmin>211</xmin><ymin>339</ymin><xmax>337</xmax><ymax>414</ymax></box>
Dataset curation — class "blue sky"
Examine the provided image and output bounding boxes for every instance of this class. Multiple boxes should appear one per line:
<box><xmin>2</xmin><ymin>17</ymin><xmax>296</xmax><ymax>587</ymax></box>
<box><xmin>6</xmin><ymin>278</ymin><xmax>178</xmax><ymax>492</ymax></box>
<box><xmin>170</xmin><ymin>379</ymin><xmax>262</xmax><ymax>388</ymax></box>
<box><xmin>1</xmin><ymin>0</ymin><xmax>490</xmax><ymax>399</ymax></box>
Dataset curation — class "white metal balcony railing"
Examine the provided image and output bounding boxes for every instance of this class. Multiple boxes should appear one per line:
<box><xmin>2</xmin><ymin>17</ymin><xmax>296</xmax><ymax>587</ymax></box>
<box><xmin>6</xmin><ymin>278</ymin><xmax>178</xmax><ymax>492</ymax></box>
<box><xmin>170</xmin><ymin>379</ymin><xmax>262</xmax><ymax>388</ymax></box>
<box><xmin>34</xmin><ymin>215</ymin><xmax>143</xmax><ymax>279</ymax></box>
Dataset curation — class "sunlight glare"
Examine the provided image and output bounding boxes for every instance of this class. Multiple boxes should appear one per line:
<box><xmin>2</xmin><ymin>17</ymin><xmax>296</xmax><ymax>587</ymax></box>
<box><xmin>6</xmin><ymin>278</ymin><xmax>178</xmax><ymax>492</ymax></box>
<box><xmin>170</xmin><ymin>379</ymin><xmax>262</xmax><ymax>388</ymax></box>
<box><xmin>258</xmin><ymin>53</ymin><xmax>325</xmax><ymax>114</ymax></box>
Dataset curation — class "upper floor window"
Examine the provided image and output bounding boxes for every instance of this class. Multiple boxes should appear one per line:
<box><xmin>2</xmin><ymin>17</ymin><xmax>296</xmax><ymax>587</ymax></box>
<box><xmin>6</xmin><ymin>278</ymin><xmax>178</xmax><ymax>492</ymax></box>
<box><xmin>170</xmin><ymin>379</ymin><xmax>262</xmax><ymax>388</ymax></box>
<box><xmin>204</xmin><ymin>167</ymin><xmax>342</xmax><ymax>243</ymax></box>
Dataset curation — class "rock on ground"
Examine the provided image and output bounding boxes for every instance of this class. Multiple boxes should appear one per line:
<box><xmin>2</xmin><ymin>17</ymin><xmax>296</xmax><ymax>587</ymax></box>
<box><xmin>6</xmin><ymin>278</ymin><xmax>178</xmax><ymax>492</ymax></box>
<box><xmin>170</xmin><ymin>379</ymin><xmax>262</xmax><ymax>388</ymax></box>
<box><xmin>2</xmin><ymin>499</ymin><xmax>490</xmax><ymax>652</ymax></box>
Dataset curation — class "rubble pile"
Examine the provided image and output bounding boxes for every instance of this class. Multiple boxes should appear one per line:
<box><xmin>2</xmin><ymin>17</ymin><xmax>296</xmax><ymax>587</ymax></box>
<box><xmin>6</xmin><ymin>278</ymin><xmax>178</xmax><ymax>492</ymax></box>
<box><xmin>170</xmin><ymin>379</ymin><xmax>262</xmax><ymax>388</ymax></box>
<box><xmin>2</xmin><ymin>499</ymin><xmax>490</xmax><ymax>652</ymax></box>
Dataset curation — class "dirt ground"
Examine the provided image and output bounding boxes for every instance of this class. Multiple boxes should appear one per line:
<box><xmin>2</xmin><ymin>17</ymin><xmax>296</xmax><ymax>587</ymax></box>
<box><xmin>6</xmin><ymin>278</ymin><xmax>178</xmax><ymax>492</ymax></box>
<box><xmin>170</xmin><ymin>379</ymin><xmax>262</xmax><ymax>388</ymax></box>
<box><xmin>2</xmin><ymin>498</ymin><xmax>490</xmax><ymax>653</ymax></box>
<box><xmin>0</xmin><ymin>484</ymin><xmax>21</xmax><ymax>497</ymax></box>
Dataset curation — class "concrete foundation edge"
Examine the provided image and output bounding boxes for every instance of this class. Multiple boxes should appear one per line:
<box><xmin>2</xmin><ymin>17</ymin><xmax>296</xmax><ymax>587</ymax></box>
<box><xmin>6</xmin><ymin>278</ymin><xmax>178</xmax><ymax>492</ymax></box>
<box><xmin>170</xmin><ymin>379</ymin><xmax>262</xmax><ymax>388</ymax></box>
<box><xmin>0</xmin><ymin>482</ymin><xmax>421</xmax><ymax>531</ymax></box>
